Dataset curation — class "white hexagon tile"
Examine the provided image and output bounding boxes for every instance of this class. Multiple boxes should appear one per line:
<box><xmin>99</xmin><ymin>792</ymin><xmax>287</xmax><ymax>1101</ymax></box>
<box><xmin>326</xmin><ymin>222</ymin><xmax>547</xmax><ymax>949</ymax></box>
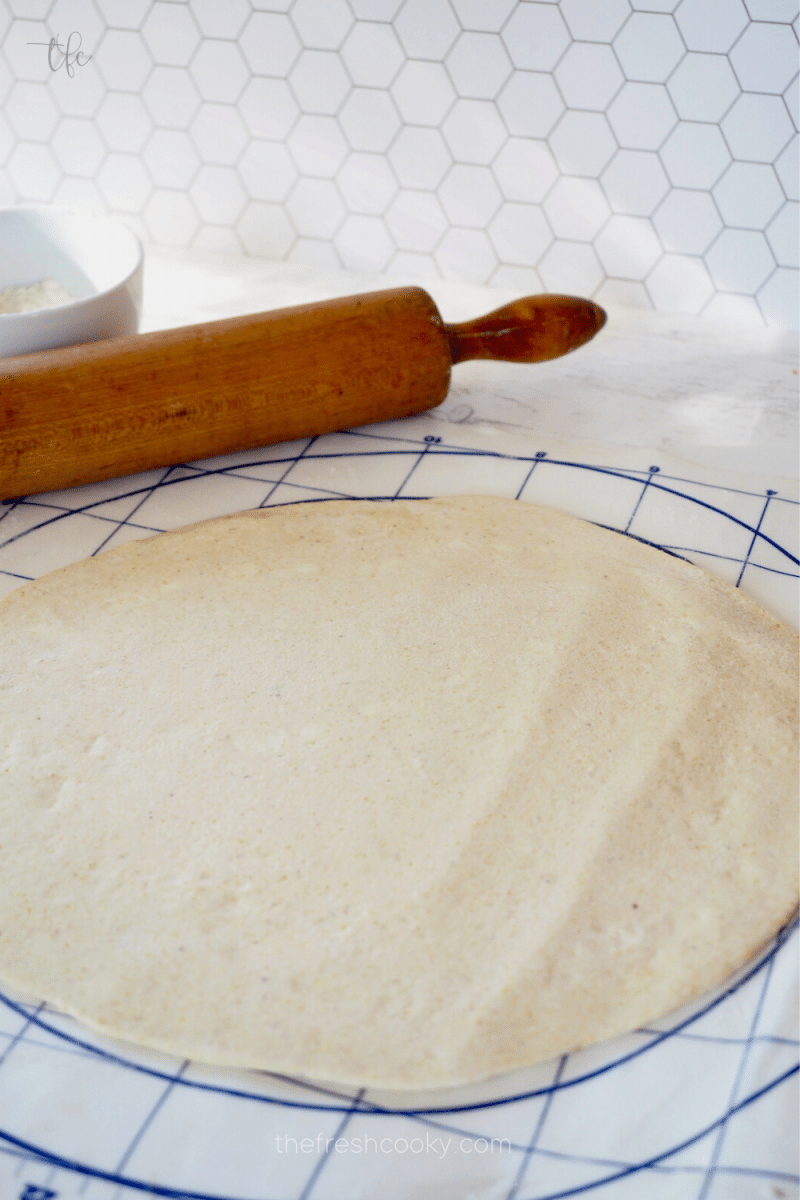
<box><xmin>0</xmin><ymin>0</ymin><xmax>797</xmax><ymax>326</ymax></box>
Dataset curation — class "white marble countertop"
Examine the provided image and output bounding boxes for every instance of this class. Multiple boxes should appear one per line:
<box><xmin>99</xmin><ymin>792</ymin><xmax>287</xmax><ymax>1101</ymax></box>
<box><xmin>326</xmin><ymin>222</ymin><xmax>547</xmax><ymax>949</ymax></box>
<box><xmin>141</xmin><ymin>245</ymin><xmax>798</xmax><ymax>482</ymax></box>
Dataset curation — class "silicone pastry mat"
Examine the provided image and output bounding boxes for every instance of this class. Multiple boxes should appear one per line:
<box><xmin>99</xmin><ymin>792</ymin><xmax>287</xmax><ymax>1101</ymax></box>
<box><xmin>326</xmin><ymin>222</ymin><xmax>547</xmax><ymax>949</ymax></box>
<box><xmin>0</xmin><ymin>415</ymin><xmax>797</xmax><ymax>1200</ymax></box>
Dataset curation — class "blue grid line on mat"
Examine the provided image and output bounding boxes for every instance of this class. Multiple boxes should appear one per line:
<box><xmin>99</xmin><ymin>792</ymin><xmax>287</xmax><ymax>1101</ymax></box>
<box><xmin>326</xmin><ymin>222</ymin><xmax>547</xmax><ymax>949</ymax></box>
<box><xmin>734</xmin><ymin>489</ymin><xmax>779</xmax><ymax>587</ymax></box>
<box><xmin>389</xmin><ymin>431</ymin><xmax>445</xmax><ymax>496</ymax></box>
<box><xmin>622</xmin><ymin>464</ymin><xmax>660</xmax><ymax>534</ymax></box>
<box><xmin>514</xmin><ymin>1071</ymin><xmax>800</xmax><ymax>1200</ymax></box>
<box><xmin>4</xmin><ymin>430</ymin><xmax>799</xmax><ymax>503</ymax></box>
<box><xmin>656</xmin><ymin>548</ymin><xmax>800</xmax><ymax>579</ymax></box>
<box><xmin>507</xmin><ymin>1057</ymin><xmax>569</xmax><ymax>1200</ymax></box>
<box><xmin>295</xmin><ymin>1089</ymin><xmax>366</xmax><ymax>1200</ymax></box>
<box><xmin>256</xmin><ymin>435</ymin><xmax>319</xmax><ymax>508</ymax></box>
<box><xmin>87</xmin><ymin>465</ymin><xmax>177</xmax><ymax>560</ymax></box>
<box><xmin>2</xmin><ymin>440</ymin><xmax>798</xmax><ymax>504</ymax></box>
<box><xmin>2</xmin><ymin>1066</ymin><xmax>797</xmax><ymax>1200</ymax></box>
<box><xmin>2</xmin><ymin>467</ymin><xmax>797</xmax><ymax>593</ymax></box>
<box><xmin>514</xmin><ymin>449</ymin><xmax>546</xmax><ymax>499</ymax></box>
<box><xmin>110</xmin><ymin>1062</ymin><xmax>190</xmax><ymax>1183</ymax></box>
<box><xmin>695</xmin><ymin>940</ymin><xmax>788</xmax><ymax>1200</ymax></box>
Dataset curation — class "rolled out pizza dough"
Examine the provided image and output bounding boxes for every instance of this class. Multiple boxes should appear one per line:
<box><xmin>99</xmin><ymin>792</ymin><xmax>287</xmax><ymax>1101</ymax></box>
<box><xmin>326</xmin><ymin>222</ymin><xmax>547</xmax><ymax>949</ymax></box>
<box><xmin>0</xmin><ymin>496</ymin><xmax>797</xmax><ymax>1089</ymax></box>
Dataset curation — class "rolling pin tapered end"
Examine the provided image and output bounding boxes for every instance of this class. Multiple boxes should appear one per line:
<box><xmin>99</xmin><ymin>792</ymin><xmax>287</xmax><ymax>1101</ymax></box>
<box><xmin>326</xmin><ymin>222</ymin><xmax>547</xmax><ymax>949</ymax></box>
<box><xmin>446</xmin><ymin>294</ymin><xmax>607</xmax><ymax>366</ymax></box>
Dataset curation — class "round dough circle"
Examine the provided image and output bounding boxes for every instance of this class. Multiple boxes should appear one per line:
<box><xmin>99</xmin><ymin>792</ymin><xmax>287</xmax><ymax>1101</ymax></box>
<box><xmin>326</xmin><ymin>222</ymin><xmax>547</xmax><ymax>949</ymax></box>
<box><xmin>0</xmin><ymin>496</ymin><xmax>797</xmax><ymax>1088</ymax></box>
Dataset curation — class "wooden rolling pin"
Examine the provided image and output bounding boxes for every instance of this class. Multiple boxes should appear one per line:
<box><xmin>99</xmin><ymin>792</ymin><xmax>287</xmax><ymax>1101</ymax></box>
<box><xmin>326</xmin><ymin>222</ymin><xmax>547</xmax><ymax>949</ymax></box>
<box><xmin>1</xmin><ymin>287</ymin><xmax>605</xmax><ymax>498</ymax></box>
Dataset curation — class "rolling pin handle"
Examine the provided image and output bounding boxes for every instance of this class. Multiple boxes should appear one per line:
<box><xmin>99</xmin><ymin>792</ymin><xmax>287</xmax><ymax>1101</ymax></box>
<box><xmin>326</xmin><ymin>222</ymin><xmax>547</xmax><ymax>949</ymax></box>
<box><xmin>445</xmin><ymin>295</ymin><xmax>606</xmax><ymax>366</ymax></box>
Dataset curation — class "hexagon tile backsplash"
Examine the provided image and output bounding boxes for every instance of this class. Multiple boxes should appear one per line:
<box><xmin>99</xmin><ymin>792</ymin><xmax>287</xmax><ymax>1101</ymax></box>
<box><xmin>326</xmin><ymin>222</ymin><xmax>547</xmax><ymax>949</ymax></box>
<box><xmin>1</xmin><ymin>0</ymin><xmax>797</xmax><ymax>327</ymax></box>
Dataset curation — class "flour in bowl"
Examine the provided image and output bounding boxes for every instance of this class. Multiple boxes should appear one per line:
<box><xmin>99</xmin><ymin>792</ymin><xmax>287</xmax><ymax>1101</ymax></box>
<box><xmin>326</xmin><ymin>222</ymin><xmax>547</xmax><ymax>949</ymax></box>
<box><xmin>0</xmin><ymin>279</ymin><xmax>74</xmax><ymax>313</ymax></box>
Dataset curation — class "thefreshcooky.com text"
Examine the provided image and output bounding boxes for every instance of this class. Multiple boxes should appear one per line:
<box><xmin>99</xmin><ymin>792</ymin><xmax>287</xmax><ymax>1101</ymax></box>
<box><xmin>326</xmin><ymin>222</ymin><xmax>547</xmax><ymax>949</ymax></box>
<box><xmin>275</xmin><ymin>1133</ymin><xmax>511</xmax><ymax>1158</ymax></box>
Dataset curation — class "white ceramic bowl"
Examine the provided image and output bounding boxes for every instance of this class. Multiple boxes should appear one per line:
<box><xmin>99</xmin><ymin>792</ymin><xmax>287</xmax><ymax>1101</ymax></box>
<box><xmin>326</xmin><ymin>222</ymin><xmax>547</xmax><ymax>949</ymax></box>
<box><xmin>0</xmin><ymin>207</ymin><xmax>143</xmax><ymax>357</ymax></box>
